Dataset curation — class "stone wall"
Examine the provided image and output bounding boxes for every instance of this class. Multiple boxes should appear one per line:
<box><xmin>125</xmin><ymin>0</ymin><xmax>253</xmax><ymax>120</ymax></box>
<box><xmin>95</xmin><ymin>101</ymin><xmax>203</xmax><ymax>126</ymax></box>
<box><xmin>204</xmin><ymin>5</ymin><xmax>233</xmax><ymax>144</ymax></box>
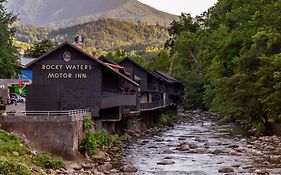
<box><xmin>115</xmin><ymin>105</ymin><xmax>178</xmax><ymax>134</ymax></box>
<box><xmin>0</xmin><ymin>113</ymin><xmax>89</xmax><ymax>160</ymax></box>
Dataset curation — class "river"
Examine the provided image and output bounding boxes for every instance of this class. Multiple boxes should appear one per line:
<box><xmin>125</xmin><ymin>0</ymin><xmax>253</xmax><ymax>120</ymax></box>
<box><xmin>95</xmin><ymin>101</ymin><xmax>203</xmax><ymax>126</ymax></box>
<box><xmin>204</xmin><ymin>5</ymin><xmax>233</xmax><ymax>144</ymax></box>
<box><xmin>126</xmin><ymin>110</ymin><xmax>281</xmax><ymax>175</ymax></box>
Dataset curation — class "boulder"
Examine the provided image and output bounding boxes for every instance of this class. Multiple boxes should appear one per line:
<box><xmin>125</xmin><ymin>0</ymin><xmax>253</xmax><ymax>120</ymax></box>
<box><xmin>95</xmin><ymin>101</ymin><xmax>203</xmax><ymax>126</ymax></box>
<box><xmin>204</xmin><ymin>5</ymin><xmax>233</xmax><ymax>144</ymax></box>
<box><xmin>70</xmin><ymin>163</ymin><xmax>82</xmax><ymax>171</ymax></box>
<box><xmin>160</xmin><ymin>149</ymin><xmax>174</xmax><ymax>154</ymax></box>
<box><xmin>255</xmin><ymin>169</ymin><xmax>269</xmax><ymax>175</ymax></box>
<box><xmin>97</xmin><ymin>162</ymin><xmax>112</xmax><ymax>173</ymax></box>
<box><xmin>212</xmin><ymin>149</ymin><xmax>224</xmax><ymax>155</ymax></box>
<box><xmin>157</xmin><ymin>159</ymin><xmax>175</xmax><ymax>165</ymax></box>
<box><xmin>218</xmin><ymin>166</ymin><xmax>234</xmax><ymax>173</ymax></box>
<box><xmin>179</xmin><ymin>143</ymin><xmax>190</xmax><ymax>151</ymax></box>
<box><xmin>91</xmin><ymin>150</ymin><xmax>108</xmax><ymax>160</ymax></box>
<box><xmin>81</xmin><ymin>164</ymin><xmax>93</xmax><ymax>170</ymax></box>
<box><xmin>136</xmin><ymin>139</ymin><xmax>149</xmax><ymax>145</ymax></box>
<box><xmin>193</xmin><ymin>147</ymin><xmax>208</xmax><ymax>154</ymax></box>
<box><xmin>121</xmin><ymin>164</ymin><xmax>138</xmax><ymax>173</ymax></box>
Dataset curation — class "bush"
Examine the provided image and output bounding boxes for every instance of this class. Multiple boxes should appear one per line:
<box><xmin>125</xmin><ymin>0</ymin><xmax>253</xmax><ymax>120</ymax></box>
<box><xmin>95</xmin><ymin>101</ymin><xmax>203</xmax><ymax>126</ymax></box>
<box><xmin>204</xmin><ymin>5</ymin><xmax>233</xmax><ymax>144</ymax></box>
<box><xmin>0</xmin><ymin>159</ymin><xmax>32</xmax><ymax>175</ymax></box>
<box><xmin>80</xmin><ymin>131</ymin><xmax>112</xmax><ymax>155</ymax></box>
<box><xmin>156</xmin><ymin>114</ymin><xmax>177</xmax><ymax>126</ymax></box>
<box><xmin>33</xmin><ymin>153</ymin><xmax>64</xmax><ymax>169</ymax></box>
<box><xmin>83</xmin><ymin>116</ymin><xmax>93</xmax><ymax>130</ymax></box>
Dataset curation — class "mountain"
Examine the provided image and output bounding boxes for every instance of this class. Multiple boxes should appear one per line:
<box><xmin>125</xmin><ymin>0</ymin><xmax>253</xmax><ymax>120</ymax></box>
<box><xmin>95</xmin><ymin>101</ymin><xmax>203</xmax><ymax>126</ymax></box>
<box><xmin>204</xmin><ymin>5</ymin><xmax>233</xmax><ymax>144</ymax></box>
<box><xmin>15</xmin><ymin>19</ymin><xmax>170</xmax><ymax>51</ymax></box>
<box><xmin>6</xmin><ymin>0</ymin><xmax>177</xmax><ymax>27</ymax></box>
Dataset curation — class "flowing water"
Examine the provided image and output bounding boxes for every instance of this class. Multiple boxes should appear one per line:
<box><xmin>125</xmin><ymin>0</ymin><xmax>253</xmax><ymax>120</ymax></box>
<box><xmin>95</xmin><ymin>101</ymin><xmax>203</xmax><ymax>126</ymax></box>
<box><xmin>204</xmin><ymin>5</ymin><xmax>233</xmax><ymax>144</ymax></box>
<box><xmin>126</xmin><ymin>112</ymin><xmax>281</xmax><ymax>175</ymax></box>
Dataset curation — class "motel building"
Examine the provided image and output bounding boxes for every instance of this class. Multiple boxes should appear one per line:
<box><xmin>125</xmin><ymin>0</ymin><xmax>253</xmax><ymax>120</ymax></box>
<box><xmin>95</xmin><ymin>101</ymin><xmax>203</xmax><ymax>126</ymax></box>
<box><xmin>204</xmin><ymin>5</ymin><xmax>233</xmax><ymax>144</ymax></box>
<box><xmin>0</xmin><ymin>40</ymin><xmax>184</xmax><ymax>158</ymax></box>
<box><xmin>25</xmin><ymin>41</ymin><xmax>139</xmax><ymax>121</ymax></box>
<box><xmin>2</xmin><ymin>39</ymin><xmax>185</xmax><ymax>130</ymax></box>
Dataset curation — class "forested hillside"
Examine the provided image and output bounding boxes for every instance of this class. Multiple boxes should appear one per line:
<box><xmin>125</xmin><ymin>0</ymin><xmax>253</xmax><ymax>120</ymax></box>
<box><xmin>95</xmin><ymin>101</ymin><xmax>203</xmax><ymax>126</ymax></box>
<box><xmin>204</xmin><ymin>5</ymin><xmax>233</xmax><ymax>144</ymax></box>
<box><xmin>15</xmin><ymin>19</ymin><xmax>169</xmax><ymax>51</ymax></box>
<box><xmin>167</xmin><ymin>1</ymin><xmax>281</xmax><ymax>134</ymax></box>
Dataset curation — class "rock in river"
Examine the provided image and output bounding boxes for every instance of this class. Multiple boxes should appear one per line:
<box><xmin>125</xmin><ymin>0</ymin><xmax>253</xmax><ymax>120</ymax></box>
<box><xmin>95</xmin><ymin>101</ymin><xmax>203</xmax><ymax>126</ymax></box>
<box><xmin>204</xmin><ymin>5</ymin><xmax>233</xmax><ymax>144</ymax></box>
<box><xmin>157</xmin><ymin>159</ymin><xmax>175</xmax><ymax>165</ymax></box>
<box><xmin>179</xmin><ymin>143</ymin><xmax>190</xmax><ymax>151</ymax></box>
<box><xmin>218</xmin><ymin>166</ymin><xmax>235</xmax><ymax>173</ymax></box>
<box><xmin>121</xmin><ymin>164</ymin><xmax>138</xmax><ymax>173</ymax></box>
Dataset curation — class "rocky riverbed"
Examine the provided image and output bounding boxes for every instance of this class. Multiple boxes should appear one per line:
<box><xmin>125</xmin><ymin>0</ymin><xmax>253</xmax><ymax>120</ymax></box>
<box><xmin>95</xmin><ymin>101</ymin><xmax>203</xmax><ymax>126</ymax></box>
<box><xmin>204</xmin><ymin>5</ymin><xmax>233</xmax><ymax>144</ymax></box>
<box><xmin>126</xmin><ymin>110</ymin><xmax>281</xmax><ymax>175</ymax></box>
<box><xmin>44</xmin><ymin>110</ymin><xmax>281</xmax><ymax>174</ymax></box>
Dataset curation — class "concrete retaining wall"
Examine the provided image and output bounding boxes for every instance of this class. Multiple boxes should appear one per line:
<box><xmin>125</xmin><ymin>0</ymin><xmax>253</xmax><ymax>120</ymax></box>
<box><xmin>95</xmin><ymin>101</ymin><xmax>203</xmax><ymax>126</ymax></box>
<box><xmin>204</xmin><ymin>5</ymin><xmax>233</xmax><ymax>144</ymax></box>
<box><xmin>115</xmin><ymin>105</ymin><xmax>178</xmax><ymax>134</ymax></box>
<box><xmin>0</xmin><ymin>113</ymin><xmax>89</xmax><ymax>160</ymax></box>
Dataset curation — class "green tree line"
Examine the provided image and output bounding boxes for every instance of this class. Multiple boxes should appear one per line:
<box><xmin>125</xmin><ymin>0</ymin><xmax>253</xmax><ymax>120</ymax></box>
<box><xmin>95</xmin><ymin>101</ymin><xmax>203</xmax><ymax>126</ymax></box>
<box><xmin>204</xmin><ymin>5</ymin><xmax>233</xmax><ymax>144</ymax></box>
<box><xmin>168</xmin><ymin>0</ymin><xmax>281</xmax><ymax>134</ymax></box>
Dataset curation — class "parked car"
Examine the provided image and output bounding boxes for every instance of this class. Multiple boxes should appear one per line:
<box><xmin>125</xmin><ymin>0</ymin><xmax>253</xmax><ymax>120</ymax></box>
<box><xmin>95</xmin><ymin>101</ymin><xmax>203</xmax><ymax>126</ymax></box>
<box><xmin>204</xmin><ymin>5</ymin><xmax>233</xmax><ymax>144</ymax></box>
<box><xmin>9</xmin><ymin>93</ymin><xmax>25</xmax><ymax>103</ymax></box>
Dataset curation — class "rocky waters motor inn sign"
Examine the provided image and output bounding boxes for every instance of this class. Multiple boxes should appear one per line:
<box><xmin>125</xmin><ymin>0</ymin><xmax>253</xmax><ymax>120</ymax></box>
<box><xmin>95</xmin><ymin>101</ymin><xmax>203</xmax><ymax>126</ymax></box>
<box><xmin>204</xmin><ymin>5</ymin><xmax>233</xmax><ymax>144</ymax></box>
<box><xmin>41</xmin><ymin>51</ymin><xmax>93</xmax><ymax>79</ymax></box>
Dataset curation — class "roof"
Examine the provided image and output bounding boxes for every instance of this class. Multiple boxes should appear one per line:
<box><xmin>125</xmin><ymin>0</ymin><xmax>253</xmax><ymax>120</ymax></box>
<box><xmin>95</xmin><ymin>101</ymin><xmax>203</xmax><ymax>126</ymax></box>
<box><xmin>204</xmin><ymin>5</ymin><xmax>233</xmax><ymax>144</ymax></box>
<box><xmin>98</xmin><ymin>56</ymin><xmax>118</xmax><ymax>65</ymax></box>
<box><xmin>119</xmin><ymin>57</ymin><xmax>162</xmax><ymax>81</ymax></box>
<box><xmin>20</xmin><ymin>57</ymin><xmax>36</xmax><ymax>68</ymax></box>
<box><xmin>153</xmin><ymin>71</ymin><xmax>184</xmax><ymax>86</ymax></box>
<box><xmin>26</xmin><ymin>41</ymin><xmax>139</xmax><ymax>87</ymax></box>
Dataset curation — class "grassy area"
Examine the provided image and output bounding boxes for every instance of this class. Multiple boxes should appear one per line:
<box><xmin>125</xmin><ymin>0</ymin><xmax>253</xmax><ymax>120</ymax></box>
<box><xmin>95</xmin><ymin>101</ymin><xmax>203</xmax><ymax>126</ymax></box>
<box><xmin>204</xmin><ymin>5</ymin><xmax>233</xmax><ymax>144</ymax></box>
<box><xmin>0</xmin><ymin>130</ymin><xmax>64</xmax><ymax>175</ymax></box>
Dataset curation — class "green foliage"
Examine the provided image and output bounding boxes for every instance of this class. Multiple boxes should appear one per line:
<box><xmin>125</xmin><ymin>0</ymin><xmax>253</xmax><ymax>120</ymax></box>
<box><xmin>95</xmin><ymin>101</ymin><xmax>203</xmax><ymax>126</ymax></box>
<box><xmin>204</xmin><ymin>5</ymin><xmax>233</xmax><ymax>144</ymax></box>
<box><xmin>118</xmin><ymin>133</ymin><xmax>132</xmax><ymax>142</ymax></box>
<box><xmin>0</xmin><ymin>159</ymin><xmax>32</xmax><ymax>175</ymax></box>
<box><xmin>0</xmin><ymin>130</ymin><xmax>28</xmax><ymax>155</ymax></box>
<box><xmin>24</xmin><ymin>40</ymin><xmax>56</xmax><ymax>58</ymax></box>
<box><xmin>32</xmin><ymin>153</ymin><xmax>63</xmax><ymax>169</ymax></box>
<box><xmin>0</xmin><ymin>130</ymin><xmax>65</xmax><ymax>173</ymax></box>
<box><xmin>33</xmin><ymin>153</ymin><xmax>64</xmax><ymax>169</ymax></box>
<box><xmin>182</xmin><ymin>73</ymin><xmax>205</xmax><ymax>109</ymax></box>
<box><xmin>156</xmin><ymin>114</ymin><xmax>177</xmax><ymax>127</ymax></box>
<box><xmin>83</xmin><ymin>116</ymin><xmax>93</xmax><ymax>130</ymax></box>
<box><xmin>80</xmin><ymin>131</ymin><xmax>112</xmax><ymax>155</ymax></box>
<box><xmin>0</xmin><ymin>0</ymin><xmax>20</xmax><ymax>78</ymax></box>
<box><xmin>166</xmin><ymin>0</ymin><xmax>281</xmax><ymax>133</ymax></box>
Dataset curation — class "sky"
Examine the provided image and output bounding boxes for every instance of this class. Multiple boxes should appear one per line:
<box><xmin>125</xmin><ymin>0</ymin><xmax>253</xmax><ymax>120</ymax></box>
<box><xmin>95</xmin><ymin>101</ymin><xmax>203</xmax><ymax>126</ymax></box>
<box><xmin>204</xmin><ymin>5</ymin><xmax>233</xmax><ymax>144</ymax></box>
<box><xmin>138</xmin><ymin>0</ymin><xmax>218</xmax><ymax>16</ymax></box>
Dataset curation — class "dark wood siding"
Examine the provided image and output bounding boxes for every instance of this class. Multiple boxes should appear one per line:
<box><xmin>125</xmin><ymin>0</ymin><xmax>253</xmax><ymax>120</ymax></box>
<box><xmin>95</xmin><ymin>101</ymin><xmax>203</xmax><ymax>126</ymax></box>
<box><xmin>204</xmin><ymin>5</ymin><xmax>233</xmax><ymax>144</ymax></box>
<box><xmin>119</xmin><ymin>61</ymin><xmax>147</xmax><ymax>91</ymax></box>
<box><xmin>26</xmin><ymin>45</ymin><xmax>102</xmax><ymax>112</ymax></box>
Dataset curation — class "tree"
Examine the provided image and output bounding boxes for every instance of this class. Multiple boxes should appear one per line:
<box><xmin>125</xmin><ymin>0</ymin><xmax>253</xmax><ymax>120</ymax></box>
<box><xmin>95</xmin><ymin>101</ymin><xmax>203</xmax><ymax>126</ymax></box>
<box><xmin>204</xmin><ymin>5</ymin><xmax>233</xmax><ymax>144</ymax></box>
<box><xmin>25</xmin><ymin>40</ymin><xmax>57</xmax><ymax>58</ymax></box>
<box><xmin>166</xmin><ymin>0</ymin><xmax>281</xmax><ymax>133</ymax></box>
<box><xmin>0</xmin><ymin>0</ymin><xmax>19</xmax><ymax>78</ymax></box>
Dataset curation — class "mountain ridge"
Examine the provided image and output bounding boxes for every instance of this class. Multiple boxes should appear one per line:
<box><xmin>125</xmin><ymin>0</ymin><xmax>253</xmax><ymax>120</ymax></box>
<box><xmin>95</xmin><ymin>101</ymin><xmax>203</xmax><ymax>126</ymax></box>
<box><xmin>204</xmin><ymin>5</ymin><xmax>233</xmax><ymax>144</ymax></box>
<box><xmin>6</xmin><ymin>0</ymin><xmax>177</xmax><ymax>27</ymax></box>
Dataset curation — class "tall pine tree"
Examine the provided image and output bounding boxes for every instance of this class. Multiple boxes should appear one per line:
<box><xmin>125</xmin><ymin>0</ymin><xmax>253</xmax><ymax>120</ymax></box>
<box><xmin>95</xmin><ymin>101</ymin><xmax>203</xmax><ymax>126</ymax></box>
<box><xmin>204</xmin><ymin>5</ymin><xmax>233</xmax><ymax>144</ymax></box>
<box><xmin>0</xmin><ymin>0</ymin><xmax>19</xmax><ymax>78</ymax></box>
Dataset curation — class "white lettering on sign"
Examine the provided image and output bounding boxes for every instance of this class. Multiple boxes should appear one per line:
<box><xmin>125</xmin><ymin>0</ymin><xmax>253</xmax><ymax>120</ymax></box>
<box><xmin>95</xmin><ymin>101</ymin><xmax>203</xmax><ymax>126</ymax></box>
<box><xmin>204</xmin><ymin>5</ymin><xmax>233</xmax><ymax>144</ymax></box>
<box><xmin>47</xmin><ymin>73</ymin><xmax>73</xmax><ymax>79</ymax></box>
<box><xmin>42</xmin><ymin>64</ymin><xmax>63</xmax><ymax>70</ymax></box>
<box><xmin>42</xmin><ymin>64</ymin><xmax>92</xmax><ymax>79</ymax></box>
<box><xmin>75</xmin><ymin>73</ymin><xmax>87</xmax><ymax>79</ymax></box>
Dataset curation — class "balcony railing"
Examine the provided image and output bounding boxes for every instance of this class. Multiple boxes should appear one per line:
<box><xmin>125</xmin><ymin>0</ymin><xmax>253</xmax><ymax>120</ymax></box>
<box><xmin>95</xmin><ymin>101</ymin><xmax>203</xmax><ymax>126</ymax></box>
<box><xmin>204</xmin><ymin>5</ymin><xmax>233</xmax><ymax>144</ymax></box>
<box><xmin>168</xmin><ymin>89</ymin><xmax>181</xmax><ymax>95</ymax></box>
<box><xmin>5</xmin><ymin>108</ymin><xmax>91</xmax><ymax>117</ymax></box>
<box><xmin>102</xmin><ymin>94</ymin><xmax>137</xmax><ymax>109</ymax></box>
<box><xmin>140</xmin><ymin>100</ymin><xmax>164</xmax><ymax>110</ymax></box>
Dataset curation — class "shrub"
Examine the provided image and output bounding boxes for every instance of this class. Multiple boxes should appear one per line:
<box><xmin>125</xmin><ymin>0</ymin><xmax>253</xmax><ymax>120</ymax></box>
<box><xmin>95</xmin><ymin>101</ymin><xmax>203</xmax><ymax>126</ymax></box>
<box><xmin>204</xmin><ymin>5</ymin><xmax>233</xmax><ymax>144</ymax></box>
<box><xmin>0</xmin><ymin>159</ymin><xmax>32</xmax><ymax>175</ymax></box>
<box><xmin>156</xmin><ymin>114</ymin><xmax>177</xmax><ymax>126</ymax></box>
<box><xmin>83</xmin><ymin>116</ymin><xmax>93</xmax><ymax>130</ymax></box>
<box><xmin>80</xmin><ymin>131</ymin><xmax>112</xmax><ymax>155</ymax></box>
<box><xmin>33</xmin><ymin>153</ymin><xmax>64</xmax><ymax>169</ymax></box>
